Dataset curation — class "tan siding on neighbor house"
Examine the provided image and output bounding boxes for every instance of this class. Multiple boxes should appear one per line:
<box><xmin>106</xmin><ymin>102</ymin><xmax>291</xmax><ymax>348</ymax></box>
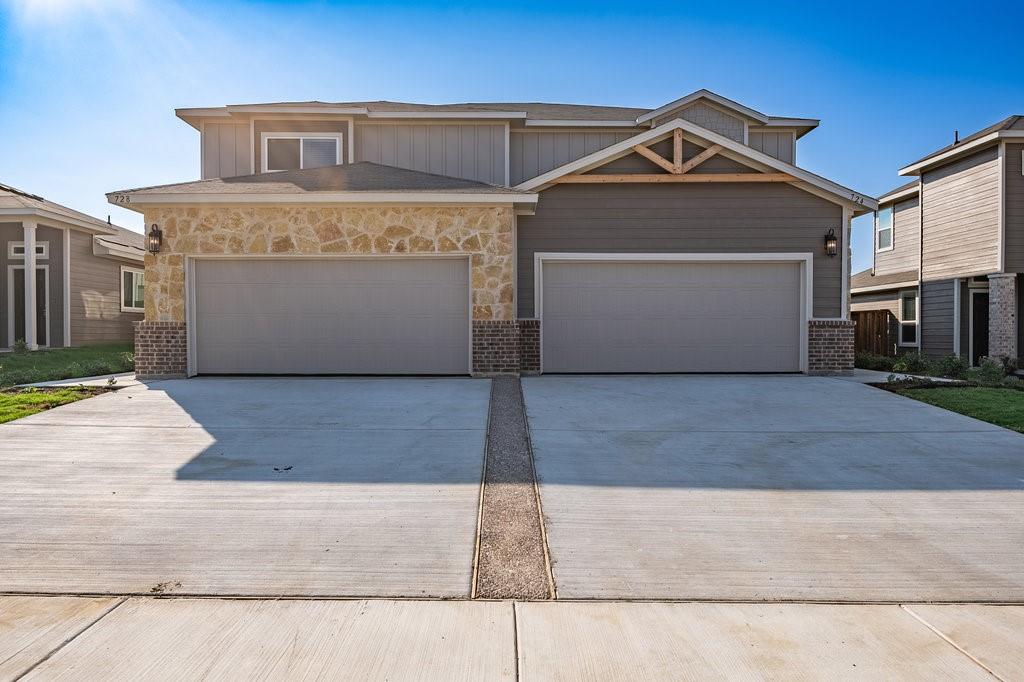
<box><xmin>1004</xmin><ymin>143</ymin><xmax>1024</xmax><ymax>272</ymax></box>
<box><xmin>747</xmin><ymin>130</ymin><xmax>795</xmax><ymax>164</ymax></box>
<box><xmin>510</xmin><ymin>130</ymin><xmax>636</xmax><ymax>185</ymax></box>
<box><xmin>201</xmin><ymin>122</ymin><xmax>251</xmax><ymax>179</ymax></box>
<box><xmin>517</xmin><ymin>181</ymin><xmax>844</xmax><ymax>319</ymax></box>
<box><xmin>851</xmin><ymin>291</ymin><xmax>900</xmax><ymax>315</ymax></box>
<box><xmin>921</xmin><ymin>146</ymin><xmax>1000</xmax><ymax>281</ymax></box>
<box><xmin>69</xmin><ymin>230</ymin><xmax>141</xmax><ymax>345</ymax></box>
<box><xmin>875</xmin><ymin>195</ymin><xmax>921</xmax><ymax>276</ymax></box>
<box><xmin>355</xmin><ymin>123</ymin><xmax>506</xmax><ymax>185</ymax></box>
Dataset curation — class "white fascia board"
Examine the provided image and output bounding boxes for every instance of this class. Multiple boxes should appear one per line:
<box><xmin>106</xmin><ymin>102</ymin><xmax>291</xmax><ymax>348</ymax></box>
<box><xmin>175</xmin><ymin>107</ymin><xmax>231</xmax><ymax>118</ymax></box>
<box><xmin>897</xmin><ymin>131</ymin><xmax>1024</xmax><ymax>176</ymax></box>
<box><xmin>851</xmin><ymin>280</ymin><xmax>919</xmax><ymax>294</ymax></box>
<box><xmin>93</xmin><ymin>239</ymin><xmax>145</xmax><ymax>262</ymax></box>
<box><xmin>515</xmin><ymin>117</ymin><xmax>878</xmax><ymax>211</ymax></box>
<box><xmin>878</xmin><ymin>185</ymin><xmax>920</xmax><ymax>204</ymax></box>
<box><xmin>226</xmin><ymin>105</ymin><xmax>370</xmax><ymax>115</ymax></box>
<box><xmin>107</xmin><ymin>192</ymin><xmax>539</xmax><ymax>211</ymax></box>
<box><xmin>761</xmin><ymin>118</ymin><xmax>819</xmax><ymax>127</ymax></box>
<box><xmin>636</xmin><ymin>89</ymin><xmax>770</xmax><ymax>125</ymax></box>
<box><xmin>0</xmin><ymin>207</ymin><xmax>116</xmax><ymax>234</ymax></box>
<box><xmin>364</xmin><ymin>111</ymin><xmax>528</xmax><ymax>119</ymax></box>
<box><xmin>523</xmin><ymin>120</ymin><xmax>639</xmax><ymax>127</ymax></box>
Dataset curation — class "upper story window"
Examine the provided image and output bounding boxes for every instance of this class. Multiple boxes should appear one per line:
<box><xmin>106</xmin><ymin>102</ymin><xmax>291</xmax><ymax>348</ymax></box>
<box><xmin>121</xmin><ymin>267</ymin><xmax>145</xmax><ymax>313</ymax></box>
<box><xmin>8</xmin><ymin>241</ymin><xmax>48</xmax><ymax>259</ymax></box>
<box><xmin>262</xmin><ymin>133</ymin><xmax>342</xmax><ymax>172</ymax></box>
<box><xmin>875</xmin><ymin>206</ymin><xmax>893</xmax><ymax>252</ymax></box>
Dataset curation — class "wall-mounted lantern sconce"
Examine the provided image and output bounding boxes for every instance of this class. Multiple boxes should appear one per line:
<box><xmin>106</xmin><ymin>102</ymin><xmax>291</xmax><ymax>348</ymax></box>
<box><xmin>147</xmin><ymin>224</ymin><xmax>163</xmax><ymax>254</ymax></box>
<box><xmin>824</xmin><ymin>228</ymin><xmax>838</xmax><ymax>258</ymax></box>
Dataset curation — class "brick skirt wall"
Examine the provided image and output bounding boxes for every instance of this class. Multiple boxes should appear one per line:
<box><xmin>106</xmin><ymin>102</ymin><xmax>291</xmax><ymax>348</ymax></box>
<box><xmin>518</xmin><ymin>319</ymin><xmax>540</xmax><ymax>374</ymax></box>
<box><xmin>808</xmin><ymin>319</ymin><xmax>855</xmax><ymax>375</ymax></box>
<box><xmin>134</xmin><ymin>321</ymin><xmax>187</xmax><ymax>378</ymax></box>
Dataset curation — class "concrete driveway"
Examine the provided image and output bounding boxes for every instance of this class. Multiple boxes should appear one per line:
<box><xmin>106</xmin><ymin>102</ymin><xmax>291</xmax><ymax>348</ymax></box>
<box><xmin>0</xmin><ymin>377</ymin><xmax>489</xmax><ymax>597</ymax></box>
<box><xmin>523</xmin><ymin>375</ymin><xmax>1024</xmax><ymax>601</ymax></box>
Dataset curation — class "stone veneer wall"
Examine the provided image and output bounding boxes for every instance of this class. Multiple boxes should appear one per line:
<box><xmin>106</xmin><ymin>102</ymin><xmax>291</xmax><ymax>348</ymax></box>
<box><xmin>808</xmin><ymin>319</ymin><xmax>855</xmax><ymax>375</ymax></box>
<box><xmin>136</xmin><ymin>205</ymin><xmax>515</xmax><ymax>377</ymax></box>
<box><xmin>988</xmin><ymin>274</ymin><xmax>1018</xmax><ymax>360</ymax></box>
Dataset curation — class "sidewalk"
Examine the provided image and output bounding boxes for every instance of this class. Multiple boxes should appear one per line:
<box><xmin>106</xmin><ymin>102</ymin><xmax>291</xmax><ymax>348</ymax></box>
<box><xmin>2</xmin><ymin>596</ymin><xmax>1020</xmax><ymax>680</ymax></box>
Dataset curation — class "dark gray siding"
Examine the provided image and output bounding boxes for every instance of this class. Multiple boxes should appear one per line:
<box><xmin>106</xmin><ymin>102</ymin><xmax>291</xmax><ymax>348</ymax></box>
<box><xmin>921</xmin><ymin>279</ymin><xmax>954</xmax><ymax>357</ymax></box>
<box><xmin>654</xmin><ymin>102</ymin><xmax>745</xmax><ymax>142</ymax></box>
<box><xmin>517</xmin><ymin>180</ymin><xmax>844</xmax><ymax>318</ymax></box>
<box><xmin>355</xmin><ymin>123</ymin><xmax>505</xmax><ymax>185</ymax></box>
<box><xmin>69</xmin><ymin>230</ymin><xmax>141</xmax><ymax>345</ymax></box>
<box><xmin>1004</xmin><ymin>143</ymin><xmax>1024</xmax><ymax>272</ymax></box>
<box><xmin>510</xmin><ymin>130</ymin><xmax>635</xmax><ymax>185</ymax></box>
<box><xmin>1</xmin><ymin>222</ymin><xmax>64</xmax><ymax>347</ymax></box>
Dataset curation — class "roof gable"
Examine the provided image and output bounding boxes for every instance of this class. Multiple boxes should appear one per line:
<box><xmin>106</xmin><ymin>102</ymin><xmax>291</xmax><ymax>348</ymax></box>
<box><xmin>515</xmin><ymin>118</ymin><xmax>877</xmax><ymax>215</ymax></box>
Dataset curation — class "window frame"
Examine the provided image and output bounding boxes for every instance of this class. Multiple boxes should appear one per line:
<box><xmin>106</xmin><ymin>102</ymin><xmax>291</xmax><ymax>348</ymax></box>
<box><xmin>898</xmin><ymin>289</ymin><xmax>919</xmax><ymax>347</ymax></box>
<box><xmin>7</xmin><ymin>241</ymin><xmax>48</xmax><ymax>259</ymax></box>
<box><xmin>875</xmin><ymin>206</ymin><xmax>894</xmax><ymax>253</ymax></box>
<box><xmin>261</xmin><ymin>132</ymin><xmax>343</xmax><ymax>173</ymax></box>
<box><xmin>120</xmin><ymin>266</ymin><xmax>145</xmax><ymax>313</ymax></box>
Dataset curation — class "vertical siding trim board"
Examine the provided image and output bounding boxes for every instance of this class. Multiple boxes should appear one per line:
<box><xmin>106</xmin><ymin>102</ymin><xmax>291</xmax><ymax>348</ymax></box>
<box><xmin>999</xmin><ymin>142</ymin><xmax>1006</xmax><ymax>271</ymax></box>
<box><xmin>62</xmin><ymin>227</ymin><xmax>71</xmax><ymax>346</ymax></box>
<box><xmin>953</xmin><ymin>278</ymin><xmax>961</xmax><ymax>356</ymax></box>
<box><xmin>532</xmin><ymin>252</ymin><xmax>814</xmax><ymax>374</ymax></box>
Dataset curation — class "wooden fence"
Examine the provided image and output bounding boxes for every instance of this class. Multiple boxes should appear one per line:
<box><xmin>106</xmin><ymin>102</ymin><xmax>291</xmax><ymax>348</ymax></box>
<box><xmin>852</xmin><ymin>310</ymin><xmax>897</xmax><ymax>356</ymax></box>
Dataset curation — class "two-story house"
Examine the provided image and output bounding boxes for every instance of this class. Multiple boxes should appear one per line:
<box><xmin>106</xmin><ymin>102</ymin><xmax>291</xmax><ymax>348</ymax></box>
<box><xmin>107</xmin><ymin>89</ymin><xmax>876</xmax><ymax>378</ymax></box>
<box><xmin>852</xmin><ymin>116</ymin><xmax>1024</xmax><ymax>365</ymax></box>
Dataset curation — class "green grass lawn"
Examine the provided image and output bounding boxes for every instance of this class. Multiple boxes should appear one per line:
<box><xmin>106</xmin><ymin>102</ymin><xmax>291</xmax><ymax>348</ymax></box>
<box><xmin>0</xmin><ymin>343</ymin><xmax>133</xmax><ymax>388</ymax></box>
<box><xmin>894</xmin><ymin>386</ymin><xmax>1024</xmax><ymax>433</ymax></box>
<box><xmin>0</xmin><ymin>387</ymin><xmax>107</xmax><ymax>424</ymax></box>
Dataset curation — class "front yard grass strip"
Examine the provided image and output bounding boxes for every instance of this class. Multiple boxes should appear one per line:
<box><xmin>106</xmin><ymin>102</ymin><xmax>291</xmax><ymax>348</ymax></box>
<box><xmin>886</xmin><ymin>385</ymin><xmax>1024</xmax><ymax>433</ymax></box>
<box><xmin>0</xmin><ymin>343</ymin><xmax>133</xmax><ymax>388</ymax></box>
<box><xmin>0</xmin><ymin>387</ymin><xmax>109</xmax><ymax>424</ymax></box>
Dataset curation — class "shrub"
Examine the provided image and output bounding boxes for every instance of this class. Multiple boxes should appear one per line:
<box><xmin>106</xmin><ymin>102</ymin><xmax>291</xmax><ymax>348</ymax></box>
<box><xmin>12</xmin><ymin>339</ymin><xmax>28</xmax><ymax>355</ymax></box>
<box><xmin>892</xmin><ymin>351</ymin><xmax>930</xmax><ymax>374</ymax></box>
<box><xmin>968</xmin><ymin>358</ymin><xmax>1006</xmax><ymax>385</ymax></box>
<box><xmin>934</xmin><ymin>354</ymin><xmax>968</xmax><ymax>380</ymax></box>
<box><xmin>855</xmin><ymin>352</ymin><xmax>896</xmax><ymax>372</ymax></box>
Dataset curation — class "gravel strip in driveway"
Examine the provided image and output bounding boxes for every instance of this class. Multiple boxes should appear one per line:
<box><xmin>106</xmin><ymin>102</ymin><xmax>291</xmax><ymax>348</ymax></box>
<box><xmin>474</xmin><ymin>376</ymin><xmax>553</xmax><ymax>600</ymax></box>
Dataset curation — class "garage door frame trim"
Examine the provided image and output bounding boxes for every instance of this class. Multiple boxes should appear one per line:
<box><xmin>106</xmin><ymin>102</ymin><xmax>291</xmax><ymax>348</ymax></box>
<box><xmin>184</xmin><ymin>254</ymin><xmax>474</xmax><ymax>377</ymax></box>
<box><xmin>533</xmin><ymin>252</ymin><xmax>814</xmax><ymax>374</ymax></box>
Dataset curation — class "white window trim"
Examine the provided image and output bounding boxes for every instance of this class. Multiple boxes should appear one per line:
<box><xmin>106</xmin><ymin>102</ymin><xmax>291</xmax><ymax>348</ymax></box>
<box><xmin>875</xmin><ymin>206</ymin><xmax>894</xmax><ymax>253</ymax></box>
<box><xmin>120</xmin><ymin>266</ymin><xmax>145</xmax><ymax>313</ymax></box>
<box><xmin>7</xmin><ymin>264</ymin><xmax>49</xmax><ymax>348</ymax></box>
<box><xmin>898</xmin><ymin>289</ymin><xmax>919</xmax><ymax>347</ymax></box>
<box><xmin>260</xmin><ymin>132</ymin><xmax>343</xmax><ymax>173</ymax></box>
<box><xmin>7</xmin><ymin>241</ymin><xmax>49</xmax><ymax>259</ymax></box>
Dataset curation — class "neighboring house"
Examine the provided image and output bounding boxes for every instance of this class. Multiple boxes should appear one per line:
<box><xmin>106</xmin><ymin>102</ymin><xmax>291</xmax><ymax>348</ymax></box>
<box><xmin>107</xmin><ymin>89</ymin><xmax>876</xmax><ymax>378</ymax></box>
<box><xmin>1</xmin><ymin>184</ymin><xmax>145</xmax><ymax>350</ymax></box>
<box><xmin>851</xmin><ymin>116</ymin><xmax>1024</xmax><ymax>365</ymax></box>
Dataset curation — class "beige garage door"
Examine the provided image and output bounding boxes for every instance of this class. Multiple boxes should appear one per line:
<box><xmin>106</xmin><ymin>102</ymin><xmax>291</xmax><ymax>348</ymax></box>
<box><xmin>541</xmin><ymin>260</ymin><xmax>802</xmax><ymax>373</ymax></box>
<box><xmin>193</xmin><ymin>258</ymin><xmax>469</xmax><ymax>374</ymax></box>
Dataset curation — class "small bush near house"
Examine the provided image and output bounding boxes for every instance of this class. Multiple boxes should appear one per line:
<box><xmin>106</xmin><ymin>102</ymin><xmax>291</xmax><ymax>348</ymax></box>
<box><xmin>854</xmin><ymin>352</ymin><xmax>897</xmax><ymax>372</ymax></box>
<box><xmin>968</xmin><ymin>358</ymin><xmax>1012</xmax><ymax>386</ymax></box>
<box><xmin>892</xmin><ymin>352</ymin><xmax>930</xmax><ymax>374</ymax></box>
<box><xmin>934</xmin><ymin>354</ymin><xmax>968</xmax><ymax>380</ymax></box>
<box><xmin>12</xmin><ymin>339</ymin><xmax>28</xmax><ymax>355</ymax></box>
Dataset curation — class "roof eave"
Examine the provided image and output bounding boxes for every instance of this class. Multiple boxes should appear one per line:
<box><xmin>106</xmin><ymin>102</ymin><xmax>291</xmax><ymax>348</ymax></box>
<box><xmin>106</xmin><ymin>191</ymin><xmax>538</xmax><ymax>213</ymax></box>
<box><xmin>899</xmin><ymin>130</ymin><xmax>1024</xmax><ymax>176</ymax></box>
<box><xmin>0</xmin><ymin>206</ymin><xmax>117</xmax><ymax>234</ymax></box>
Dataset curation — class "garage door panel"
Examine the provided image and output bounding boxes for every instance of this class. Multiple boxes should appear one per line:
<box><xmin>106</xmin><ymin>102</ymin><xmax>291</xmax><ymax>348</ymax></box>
<box><xmin>194</xmin><ymin>258</ymin><xmax>469</xmax><ymax>374</ymax></box>
<box><xmin>542</xmin><ymin>261</ymin><xmax>801</xmax><ymax>373</ymax></box>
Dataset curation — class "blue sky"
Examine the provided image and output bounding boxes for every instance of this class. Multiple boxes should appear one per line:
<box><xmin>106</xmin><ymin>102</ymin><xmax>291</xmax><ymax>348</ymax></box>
<box><xmin>1</xmin><ymin>0</ymin><xmax>1021</xmax><ymax>273</ymax></box>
